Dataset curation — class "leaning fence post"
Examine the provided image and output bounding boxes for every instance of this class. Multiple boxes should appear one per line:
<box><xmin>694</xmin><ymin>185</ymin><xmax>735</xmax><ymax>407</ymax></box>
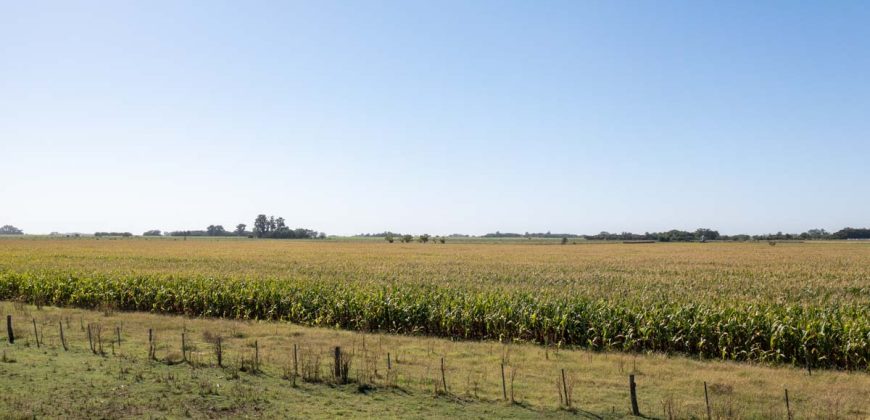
<box><xmin>501</xmin><ymin>362</ymin><xmax>508</xmax><ymax>401</ymax></box>
<box><xmin>59</xmin><ymin>321</ymin><xmax>67</xmax><ymax>351</ymax></box>
<box><xmin>440</xmin><ymin>357</ymin><xmax>448</xmax><ymax>394</ymax></box>
<box><xmin>6</xmin><ymin>315</ymin><xmax>13</xmax><ymax>344</ymax></box>
<box><xmin>32</xmin><ymin>319</ymin><xmax>40</xmax><ymax>348</ymax></box>
<box><xmin>629</xmin><ymin>374</ymin><xmax>640</xmax><ymax>416</ymax></box>
<box><xmin>387</xmin><ymin>352</ymin><xmax>391</xmax><ymax>370</ymax></box>
<box><xmin>704</xmin><ymin>381</ymin><xmax>712</xmax><ymax>420</ymax></box>
<box><xmin>148</xmin><ymin>328</ymin><xmax>154</xmax><ymax>360</ymax></box>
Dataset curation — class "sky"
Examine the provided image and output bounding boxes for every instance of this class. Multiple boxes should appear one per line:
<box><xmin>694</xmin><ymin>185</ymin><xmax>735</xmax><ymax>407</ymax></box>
<box><xmin>1</xmin><ymin>1</ymin><xmax>868</xmax><ymax>236</ymax></box>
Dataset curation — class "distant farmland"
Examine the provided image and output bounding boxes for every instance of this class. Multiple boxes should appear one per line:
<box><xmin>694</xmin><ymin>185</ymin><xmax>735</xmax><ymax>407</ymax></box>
<box><xmin>0</xmin><ymin>238</ymin><xmax>867</xmax><ymax>370</ymax></box>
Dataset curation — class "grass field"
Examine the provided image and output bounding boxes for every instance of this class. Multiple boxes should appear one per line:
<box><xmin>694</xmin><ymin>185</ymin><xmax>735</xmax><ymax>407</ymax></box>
<box><xmin>0</xmin><ymin>238</ymin><xmax>868</xmax><ymax>370</ymax></box>
<box><xmin>2</xmin><ymin>302</ymin><xmax>868</xmax><ymax>418</ymax></box>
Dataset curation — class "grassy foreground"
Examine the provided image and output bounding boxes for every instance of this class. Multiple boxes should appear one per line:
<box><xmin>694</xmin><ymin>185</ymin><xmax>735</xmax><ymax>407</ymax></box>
<box><xmin>1</xmin><ymin>238</ymin><xmax>868</xmax><ymax>369</ymax></box>
<box><xmin>1</xmin><ymin>302</ymin><xmax>868</xmax><ymax>418</ymax></box>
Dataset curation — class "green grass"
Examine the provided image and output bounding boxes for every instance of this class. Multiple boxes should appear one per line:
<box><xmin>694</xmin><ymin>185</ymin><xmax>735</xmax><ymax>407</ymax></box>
<box><xmin>1</xmin><ymin>345</ymin><xmax>578</xmax><ymax>419</ymax></box>
<box><xmin>2</xmin><ymin>303</ymin><xmax>868</xmax><ymax>418</ymax></box>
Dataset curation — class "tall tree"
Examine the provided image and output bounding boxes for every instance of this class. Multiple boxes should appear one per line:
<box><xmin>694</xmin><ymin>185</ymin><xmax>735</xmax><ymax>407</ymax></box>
<box><xmin>206</xmin><ymin>225</ymin><xmax>226</xmax><ymax>236</ymax></box>
<box><xmin>235</xmin><ymin>224</ymin><xmax>247</xmax><ymax>235</ymax></box>
<box><xmin>253</xmin><ymin>215</ymin><xmax>268</xmax><ymax>238</ymax></box>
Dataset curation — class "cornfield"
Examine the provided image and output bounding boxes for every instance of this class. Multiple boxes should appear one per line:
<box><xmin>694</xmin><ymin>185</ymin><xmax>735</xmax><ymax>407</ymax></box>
<box><xmin>0</xmin><ymin>238</ymin><xmax>868</xmax><ymax>369</ymax></box>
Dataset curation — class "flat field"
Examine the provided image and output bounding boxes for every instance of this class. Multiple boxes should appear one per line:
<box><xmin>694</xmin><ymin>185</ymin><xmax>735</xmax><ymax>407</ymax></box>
<box><xmin>0</xmin><ymin>238</ymin><xmax>868</xmax><ymax>369</ymax></box>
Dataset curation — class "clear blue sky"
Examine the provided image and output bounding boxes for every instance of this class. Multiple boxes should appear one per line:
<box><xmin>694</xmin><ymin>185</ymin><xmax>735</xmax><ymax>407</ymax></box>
<box><xmin>2</xmin><ymin>1</ymin><xmax>868</xmax><ymax>235</ymax></box>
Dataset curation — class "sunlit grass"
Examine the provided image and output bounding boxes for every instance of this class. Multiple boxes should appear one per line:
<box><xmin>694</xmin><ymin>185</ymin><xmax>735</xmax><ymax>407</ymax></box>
<box><xmin>2</xmin><ymin>303</ymin><xmax>867</xmax><ymax>418</ymax></box>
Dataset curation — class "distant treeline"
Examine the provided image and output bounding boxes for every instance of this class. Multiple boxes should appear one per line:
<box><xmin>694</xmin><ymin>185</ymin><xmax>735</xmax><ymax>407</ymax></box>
<box><xmin>356</xmin><ymin>227</ymin><xmax>870</xmax><ymax>242</ymax></box>
<box><xmin>161</xmin><ymin>214</ymin><xmax>325</xmax><ymax>239</ymax></box>
<box><xmin>166</xmin><ymin>225</ymin><xmax>246</xmax><ymax>237</ymax></box>
<box><xmin>483</xmin><ymin>231</ymin><xmax>583</xmax><ymax>238</ymax></box>
<box><xmin>828</xmin><ymin>227</ymin><xmax>870</xmax><ymax>239</ymax></box>
<box><xmin>354</xmin><ymin>232</ymin><xmax>469</xmax><ymax>238</ymax></box>
<box><xmin>95</xmin><ymin>232</ymin><xmax>133</xmax><ymax>237</ymax></box>
<box><xmin>483</xmin><ymin>227</ymin><xmax>870</xmax><ymax>241</ymax></box>
<box><xmin>5</xmin><ymin>223</ymin><xmax>870</xmax><ymax>241</ymax></box>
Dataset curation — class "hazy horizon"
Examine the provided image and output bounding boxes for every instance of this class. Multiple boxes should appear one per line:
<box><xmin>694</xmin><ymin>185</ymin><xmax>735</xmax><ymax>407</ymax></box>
<box><xmin>1</xmin><ymin>222</ymin><xmax>863</xmax><ymax>238</ymax></box>
<box><xmin>2</xmin><ymin>1</ymin><xmax>868</xmax><ymax>236</ymax></box>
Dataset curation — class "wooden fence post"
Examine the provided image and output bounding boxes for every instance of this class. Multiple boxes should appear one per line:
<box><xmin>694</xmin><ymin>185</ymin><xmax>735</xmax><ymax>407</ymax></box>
<box><xmin>629</xmin><ymin>374</ymin><xmax>640</xmax><ymax>416</ymax></box>
<box><xmin>96</xmin><ymin>325</ymin><xmax>103</xmax><ymax>355</ymax></box>
<box><xmin>561</xmin><ymin>368</ymin><xmax>570</xmax><ymax>407</ymax></box>
<box><xmin>32</xmin><ymin>319</ymin><xmax>40</xmax><ymax>348</ymax></box>
<box><xmin>59</xmin><ymin>321</ymin><xmax>67</xmax><ymax>351</ymax></box>
<box><xmin>181</xmin><ymin>332</ymin><xmax>187</xmax><ymax>362</ymax></box>
<box><xmin>254</xmin><ymin>340</ymin><xmax>260</xmax><ymax>372</ymax></box>
<box><xmin>387</xmin><ymin>352</ymin><xmax>391</xmax><ymax>370</ymax></box>
<box><xmin>6</xmin><ymin>315</ymin><xmax>13</xmax><ymax>344</ymax></box>
<box><xmin>148</xmin><ymin>328</ymin><xmax>154</xmax><ymax>360</ymax></box>
<box><xmin>785</xmin><ymin>388</ymin><xmax>792</xmax><ymax>420</ymax></box>
<box><xmin>704</xmin><ymin>381</ymin><xmax>712</xmax><ymax>420</ymax></box>
<box><xmin>334</xmin><ymin>346</ymin><xmax>343</xmax><ymax>383</ymax></box>
<box><xmin>440</xmin><ymin>357</ymin><xmax>448</xmax><ymax>394</ymax></box>
<box><xmin>216</xmin><ymin>336</ymin><xmax>223</xmax><ymax>367</ymax></box>
<box><xmin>292</xmin><ymin>343</ymin><xmax>298</xmax><ymax>386</ymax></box>
<box><xmin>501</xmin><ymin>362</ymin><xmax>508</xmax><ymax>401</ymax></box>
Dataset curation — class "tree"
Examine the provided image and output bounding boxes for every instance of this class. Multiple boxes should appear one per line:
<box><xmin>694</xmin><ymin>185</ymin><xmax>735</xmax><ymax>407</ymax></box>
<box><xmin>235</xmin><ymin>224</ymin><xmax>247</xmax><ymax>236</ymax></box>
<box><xmin>143</xmin><ymin>230</ymin><xmax>162</xmax><ymax>236</ymax></box>
<box><xmin>385</xmin><ymin>233</ymin><xmax>395</xmax><ymax>243</ymax></box>
<box><xmin>206</xmin><ymin>225</ymin><xmax>227</xmax><ymax>236</ymax></box>
<box><xmin>253</xmin><ymin>215</ymin><xmax>269</xmax><ymax>238</ymax></box>
<box><xmin>418</xmin><ymin>234</ymin><xmax>430</xmax><ymax>243</ymax></box>
<box><xmin>561</xmin><ymin>237</ymin><xmax>568</xmax><ymax>245</ymax></box>
<box><xmin>832</xmin><ymin>227</ymin><xmax>870</xmax><ymax>239</ymax></box>
<box><xmin>401</xmin><ymin>234</ymin><xmax>413</xmax><ymax>243</ymax></box>
<box><xmin>438</xmin><ymin>237</ymin><xmax>446</xmax><ymax>244</ymax></box>
<box><xmin>251</xmin><ymin>214</ymin><xmax>321</xmax><ymax>239</ymax></box>
<box><xmin>0</xmin><ymin>225</ymin><xmax>23</xmax><ymax>235</ymax></box>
